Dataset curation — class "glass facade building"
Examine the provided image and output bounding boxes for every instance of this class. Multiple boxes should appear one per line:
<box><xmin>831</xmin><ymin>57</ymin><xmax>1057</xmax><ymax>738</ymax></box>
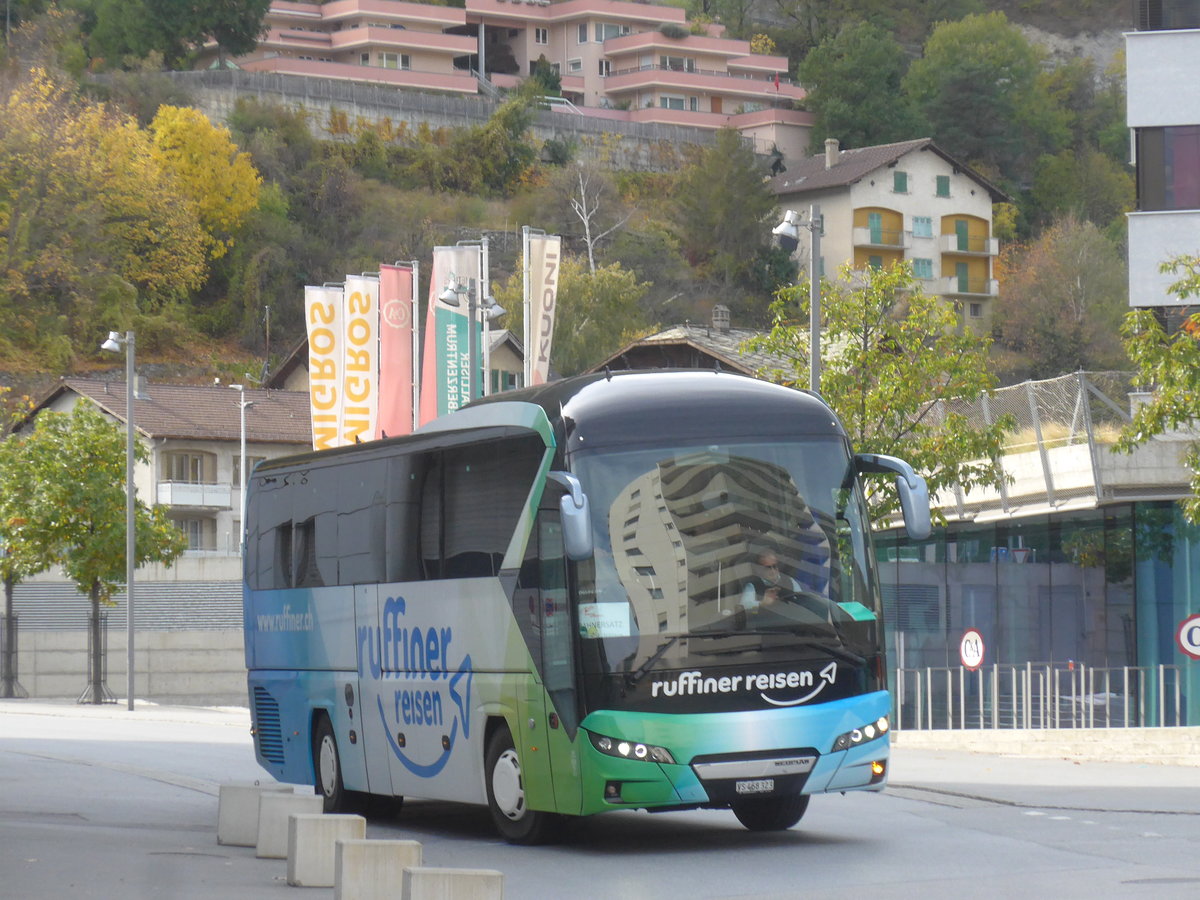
<box><xmin>878</xmin><ymin>502</ymin><xmax>1200</xmax><ymax>726</ymax></box>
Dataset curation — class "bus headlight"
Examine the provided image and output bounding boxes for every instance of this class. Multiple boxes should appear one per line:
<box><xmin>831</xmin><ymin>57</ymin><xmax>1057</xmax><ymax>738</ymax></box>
<box><xmin>588</xmin><ymin>730</ymin><xmax>675</xmax><ymax>764</ymax></box>
<box><xmin>832</xmin><ymin>716</ymin><xmax>890</xmax><ymax>752</ymax></box>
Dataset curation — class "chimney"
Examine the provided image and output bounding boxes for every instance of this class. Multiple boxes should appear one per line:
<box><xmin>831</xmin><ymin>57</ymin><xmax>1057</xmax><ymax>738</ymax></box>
<box><xmin>711</xmin><ymin>304</ymin><xmax>731</xmax><ymax>333</ymax></box>
<box><xmin>825</xmin><ymin>138</ymin><xmax>840</xmax><ymax>169</ymax></box>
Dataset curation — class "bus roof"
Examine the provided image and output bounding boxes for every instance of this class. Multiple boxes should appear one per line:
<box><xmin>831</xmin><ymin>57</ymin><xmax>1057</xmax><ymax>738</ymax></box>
<box><xmin>470</xmin><ymin>369</ymin><xmax>846</xmax><ymax>454</ymax></box>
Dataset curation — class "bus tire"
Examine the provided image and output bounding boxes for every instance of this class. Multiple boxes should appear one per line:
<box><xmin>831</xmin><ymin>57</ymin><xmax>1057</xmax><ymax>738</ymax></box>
<box><xmin>313</xmin><ymin>714</ymin><xmax>348</xmax><ymax>813</ymax></box>
<box><xmin>484</xmin><ymin>725</ymin><xmax>558</xmax><ymax>845</ymax></box>
<box><xmin>731</xmin><ymin>794</ymin><xmax>810</xmax><ymax>831</ymax></box>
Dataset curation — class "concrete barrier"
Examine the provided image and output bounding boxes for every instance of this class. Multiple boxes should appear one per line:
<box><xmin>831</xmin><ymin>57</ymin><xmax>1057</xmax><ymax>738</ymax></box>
<box><xmin>334</xmin><ymin>839</ymin><xmax>423</xmax><ymax>900</ymax></box>
<box><xmin>402</xmin><ymin>867</ymin><xmax>504</xmax><ymax>900</ymax></box>
<box><xmin>216</xmin><ymin>782</ymin><xmax>293</xmax><ymax>846</ymax></box>
<box><xmin>286</xmin><ymin>813</ymin><xmax>367</xmax><ymax>887</ymax></box>
<box><xmin>255</xmin><ymin>792</ymin><xmax>323</xmax><ymax>859</ymax></box>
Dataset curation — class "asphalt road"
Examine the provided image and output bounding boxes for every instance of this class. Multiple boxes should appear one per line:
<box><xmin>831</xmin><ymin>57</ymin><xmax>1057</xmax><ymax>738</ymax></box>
<box><xmin>2</xmin><ymin>700</ymin><xmax>1200</xmax><ymax>899</ymax></box>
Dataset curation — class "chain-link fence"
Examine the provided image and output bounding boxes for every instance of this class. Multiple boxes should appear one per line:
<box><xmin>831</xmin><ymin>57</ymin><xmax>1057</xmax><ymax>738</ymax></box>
<box><xmin>938</xmin><ymin>372</ymin><xmax>1139</xmax><ymax>520</ymax></box>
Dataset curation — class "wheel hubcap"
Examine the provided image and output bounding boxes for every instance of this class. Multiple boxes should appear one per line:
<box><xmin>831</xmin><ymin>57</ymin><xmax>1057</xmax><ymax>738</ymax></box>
<box><xmin>491</xmin><ymin>748</ymin><xmax>525</xmax><ymax>821</ymax></box>
<box><xmin>319</xmin><ymin>736</ymin><xmax>338</xmax><ymax>797</ymax></box>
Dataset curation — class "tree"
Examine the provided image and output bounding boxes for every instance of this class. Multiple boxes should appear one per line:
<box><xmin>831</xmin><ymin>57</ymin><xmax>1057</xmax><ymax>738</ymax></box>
<box><xmin>150</xmin><ymin>105</ymin><xmax>263</xmax><ymax>260</ymax></box>
<box><xmin>1</xmin><ymin>402</ymin><xmax>186</xmax><ymax>703</ymax></box>
<box><xmin>498</xmin><ymin>256</ymin><xmax>651</xmax><ymax>377</ymax></box>
<box><xmin>746</xmin><ymin>263</ymin><xmax>1010</xmax><ymax>524</ymax></box>
<box><xmin>672</xmin><ymin>128</ymin><xmax>776</xmax><ymax>288</ymax></box>
<box><xmin>545</xmin><ymin>161</ymin><xmax>632</xmax><ymax>274</ymax></box>
<box><xmin>992</xmin><ymin>215</ymin><xmax>1130</xmax><ymax>382</ymax></box>
<box><xmin>84</xmin><ymin>0</ymin><xmax>270</xmax><ymax>69</ymax></box>
<box><xmin>0</xmin><ymin>69</ymin><xmax>207</xmax><ymax>362</ymax></box>
<box><xmin>0</xmin><ymin>387</ymin><xmax>40</xmax><ymax>698</ymax></box>
<box><xmin>1029</xmin><ymin>149</ymin><xmax>1134</xmax><ymax>234</ymax></box>
<box><xmin>902</xmin><ymin>12</ymin><xmax>1069</xmax><ymax>183</ymax></box>
<box><xmin>797</xmin><ymin>22</ymin><xmax>922</xmax><ymax>151</ymax></box>
<box><xmin>1116</xmin><ymin>256</ymin><xmax>1200</xmax><ymax>523</ymax></box>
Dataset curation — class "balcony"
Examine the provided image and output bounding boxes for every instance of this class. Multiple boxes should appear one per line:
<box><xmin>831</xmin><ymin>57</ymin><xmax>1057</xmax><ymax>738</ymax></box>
<box><xmin>940</xmin><ymin>233</ymin><xmax>998</xmax><ymax>256</ymax></box>
<box><xmin>941</xmin><ymin>276</ymin><xmax>998</xmax><ymax>297</ymax></box>
<box><xmin>239</xmin><ymin>56</ymin><xmax>479</xmax><ymax>95</ymax></box>
<box><xmin>853</xmin><ymin>226</ymin><xmax>910</xmax><ymax>250</ymax></box>
<box><xmin>157</xmin><ymin>481</ymin><xmax>232</xmax><ymax>509</ymax></box>
<box><xmin>603</xmin><ymin>64</ymin><xmax>805</xmax><ymax>102</ymax></box>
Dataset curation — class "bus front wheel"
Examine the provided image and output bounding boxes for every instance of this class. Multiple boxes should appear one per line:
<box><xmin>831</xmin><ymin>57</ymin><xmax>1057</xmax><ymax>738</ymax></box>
<box><xmin>313</xmin><ymin>715</ymin><xmax>348</xmax><ymax>813</ymax></box>
<box><xmin>484</xmin><ymin>725</ymin><xmax>558</xmax><ymax>845</ymax></box>
<box><xmin>731</xmin><ymin>793</ymin><xmax>810</xmax><ymax>831</ymax></box>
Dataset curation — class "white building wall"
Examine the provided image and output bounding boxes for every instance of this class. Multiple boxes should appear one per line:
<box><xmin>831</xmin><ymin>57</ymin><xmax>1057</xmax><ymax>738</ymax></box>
<box><xmin>1128</xmin><ymin>210</ymin><xmax>1200</xmax><ymax>306</ymax></box>
<box><xmin>1126</xmin><ymin>29</ymin><xmax>1200</xmax><ymax>127</ymax></box>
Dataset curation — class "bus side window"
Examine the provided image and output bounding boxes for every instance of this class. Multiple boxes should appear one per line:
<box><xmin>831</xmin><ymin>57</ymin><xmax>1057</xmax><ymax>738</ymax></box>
<box><xmin>419</xmin><ymin>451</ymin><xmax>444</xmax><ymax>579</ymax></box>
<box><xmin>336</xmin><ymin>459</ymin><xmax>386</xmax><ymax>585</ymax></box>
<box><xmin>385</xmin><ymin>453</ymin><xmax>423</xmax><ymax>583</ymax></box>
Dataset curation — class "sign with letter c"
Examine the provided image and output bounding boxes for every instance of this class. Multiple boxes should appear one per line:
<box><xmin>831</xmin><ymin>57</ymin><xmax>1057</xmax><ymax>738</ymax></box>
<box><xmin>1177</xmin><ymin>614</ymin><xmax>1200</xmax><ymax>661</ymax></box>
<box><xmin>960</xmin><ymin>628</ymin><xmax>985</xmax><ymax>671</ymax></box>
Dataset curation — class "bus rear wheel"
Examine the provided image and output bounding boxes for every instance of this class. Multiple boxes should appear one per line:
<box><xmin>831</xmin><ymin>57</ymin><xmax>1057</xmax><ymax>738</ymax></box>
<box><xmin>485</xmin><ymin>725</ymin><xmax>559</xmax><ymax>845</ymax></box>
<box><xmin>731</xmin><ymin>793</ymin><xmax>810</xmax><ymax>831</ymax></box>
<box><xmin>313</xmin><ymin>715</ymin><xmax>348</xmax><ymax>813</ymax></box>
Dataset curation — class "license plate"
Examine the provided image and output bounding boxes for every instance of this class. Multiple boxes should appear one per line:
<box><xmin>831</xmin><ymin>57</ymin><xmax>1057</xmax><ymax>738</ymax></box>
<box><xmin>735</xmin><ymin>779</ymin><xmax>774</xmax><ymax>795</ymax></box>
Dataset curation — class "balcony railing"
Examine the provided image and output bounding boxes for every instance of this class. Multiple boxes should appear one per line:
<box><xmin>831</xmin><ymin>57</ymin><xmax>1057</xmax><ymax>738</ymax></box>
<box><xmin>940</xmin><ymin>233</ymin><xmax>998</xmax><ymax>256</ymax></box>
<box><xmin>157</xmin><ymin>481</ymin><xmax>232</xmax><ymax>508</ymax></box>
<box><xmin>1134</xmin><ymin>0</ymin><xmax>1200</xmax><ymax>30</ymax></box>
<box><xmin>853</xmin><ymin>226</ymin><xmax>909</xmax><ymax>249</ymax></box>
<box><xmin>941</xmin><ymin>276</ymin><xmax>998</xmax><ymax>297</ymax></box>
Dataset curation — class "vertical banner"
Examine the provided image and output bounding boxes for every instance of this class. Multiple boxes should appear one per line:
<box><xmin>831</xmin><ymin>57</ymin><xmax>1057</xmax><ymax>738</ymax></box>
<box><xmin>527</xmin><ymin>234</ymin><xmax>562</xmax><ymax>386</ymax></box>
<box><xmin>304</xmin><ymin>284</ymin><xmax>344</xmax><ymax>450</ymax></box>
<box><xmin>341</xmin><ymin>275</ymin><xmax>379</xmax><ymax>446</ymax></box>
<box><xmin>419</xmin><ymin>245</ymin><xmax>482</xmax><ymax>425</ymax></box>
<box><xmin>377</xmin><ymin>264</ymin><xmax>416</xmax><ymax>439</ymax></box>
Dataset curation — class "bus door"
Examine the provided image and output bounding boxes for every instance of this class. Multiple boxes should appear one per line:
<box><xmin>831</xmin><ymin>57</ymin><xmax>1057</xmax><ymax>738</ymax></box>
<box><xmin>353</xmin><ymin>582</ymin><xmax>394</xmax><ymax>797</ymax></box>
<box><xmin>513</xmin><ymin>510</ymin><xmax>583</xmax><ymax>815</ymax></box>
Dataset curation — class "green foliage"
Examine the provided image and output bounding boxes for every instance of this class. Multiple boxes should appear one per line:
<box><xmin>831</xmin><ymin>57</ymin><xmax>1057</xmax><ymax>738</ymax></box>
<box><xmin>903</xmin><ymin>12</ymin><xmax>1069</xmax><ymax>182</ymax></box>
<box><xmin>498</xmin><ymin>256</ymin><xmax>651</xmax><ymax>376</ymax></box>
<box><xmin>529</xmin><ymin>55</ymin><xmax>562</xmax><ymax>95</ymax></box>
<box><xmin>798</xmin><ymin>22</ymin><xmax>922</xmax><ymax>151</ymax></box>
<box><xmin>0</xmin><ymin>402</ymin><xmax>186</xmax><ymax>603</ymax></box>
<box><xmin>1116</xmin><ymin>257</ymin><xmax>1200</xmax><ymax>524</ymax></box>
<box><xmin>1029</xmin><ymin>149</ymin><xmax>1133</xmax><ymax>233</ymax></box>
<box><xmin>746</xmin><ymin>263</ymin><xmax>1010</xmax><ymax>525</ymax></box>
<box><xmin>672</xmin><ymin>128</ymin><xmax>776</xmax><ymax>288</ymax></box>
<box><xmin>83</xmin><ymin>0</ymin><xmax>271</xmax><ymax>69</ymax></box>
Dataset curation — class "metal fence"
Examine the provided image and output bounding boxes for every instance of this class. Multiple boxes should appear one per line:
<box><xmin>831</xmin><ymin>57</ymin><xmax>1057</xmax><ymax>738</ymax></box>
<box><xmin>895</xmin><ymin>663</ymin><xmax>1185</xmax><ymax>730</ymax></box>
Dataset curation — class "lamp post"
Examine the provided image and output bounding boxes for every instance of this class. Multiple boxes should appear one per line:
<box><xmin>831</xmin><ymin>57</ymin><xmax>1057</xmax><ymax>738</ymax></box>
<box><xmin>439</xmin><ymin>279</ymin><xmax>506</xmax><ymax>403</ymax></box>
<box><xmin>230</xmin><ymin>385</ymin><xmax>254</xmax><ymax>556</ymax></box>
<box><xmin>100</xmin><ymin>330</ymin><xmax>136</xmax><ymax>711</ymax></box>
<box><xmin>773</xmin><ymin>204</ymin><xmax>822</xmax><ymax>393</ymax></box>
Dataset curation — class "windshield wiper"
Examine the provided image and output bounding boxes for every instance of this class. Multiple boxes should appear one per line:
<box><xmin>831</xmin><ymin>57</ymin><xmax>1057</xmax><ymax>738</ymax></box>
<box><xmin>624</xmin><ymin>631</ymin><xmax>728</xmax><ymax>686</ymax></box>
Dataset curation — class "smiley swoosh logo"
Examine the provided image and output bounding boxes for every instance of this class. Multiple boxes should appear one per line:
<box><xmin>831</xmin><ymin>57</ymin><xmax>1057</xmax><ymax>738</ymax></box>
<box><xmin>761</xmin><ymin>662</ymin><xmax>837</xmax><ymax>707</ymax></box>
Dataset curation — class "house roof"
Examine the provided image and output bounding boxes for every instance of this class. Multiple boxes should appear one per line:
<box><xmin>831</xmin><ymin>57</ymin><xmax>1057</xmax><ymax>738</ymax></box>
<box><xmin>768</xmin><ymin>138</ymin><xmax>1011</xmax><ymax>204</ymax></box>
<box><xmin>587</xmin><ymin>323</ymin><xmax>798</xmax><ymax>378</ymax></box>
<box><xmin>32</xmin><ymin>379</ymin><xmax>313</xmax><ymax>445</ymax></box>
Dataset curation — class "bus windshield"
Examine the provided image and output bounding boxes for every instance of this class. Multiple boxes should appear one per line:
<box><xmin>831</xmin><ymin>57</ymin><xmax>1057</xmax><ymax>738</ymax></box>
<box><xmin>570</xmin><ymin>438</ymin><xmax>881</xmax><ymax>704</ymax></box>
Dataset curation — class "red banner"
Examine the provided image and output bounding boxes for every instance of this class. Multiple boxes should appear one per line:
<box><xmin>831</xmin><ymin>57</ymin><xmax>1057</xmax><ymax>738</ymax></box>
<box><xmin>377</xmin><ymin>264</ymin><xmax>416</xmax><ymax>439</ymax></box>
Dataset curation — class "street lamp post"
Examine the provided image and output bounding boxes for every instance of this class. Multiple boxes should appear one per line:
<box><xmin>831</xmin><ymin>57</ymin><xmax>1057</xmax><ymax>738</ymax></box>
<box><xmin>439</xmin><ymin>279</ymin><xmax>506</xmax><ymax>403</ymax></box>
<box><xmin>231</xmin><ymin>385</ymin><xmax>254</xmax><ymax>556</ymax></box>
<box><xmin>100</xmin><ymin>330</ymin><xmax>136</xmax><ymax>711</ymax></box>
<box><xmin>773</xmin><ymin>204</ymin><xmax>822</xmax><ymax>393</ymax></box>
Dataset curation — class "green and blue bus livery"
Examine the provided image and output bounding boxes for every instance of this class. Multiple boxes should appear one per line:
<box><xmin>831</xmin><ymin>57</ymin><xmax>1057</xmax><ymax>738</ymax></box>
<box><xmin>244</xmin><ymin>370</ymin><xmax>930</xmax><ymax>843</ymax></box>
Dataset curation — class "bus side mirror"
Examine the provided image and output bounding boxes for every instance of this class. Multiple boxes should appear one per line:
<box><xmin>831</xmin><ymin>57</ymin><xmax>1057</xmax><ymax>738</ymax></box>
<box><xmin>854</xmin><ymin>453</ymin><xmax>932</xmax><ymax>541</ymax></box>
<box><xmin>547</xmin><ymin>471</ymin><xmax>593</xmax><ymax>560</ymax></box>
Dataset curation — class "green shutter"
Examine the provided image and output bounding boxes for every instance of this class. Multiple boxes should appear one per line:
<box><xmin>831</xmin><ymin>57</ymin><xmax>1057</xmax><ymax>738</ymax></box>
<box><xmin>936</xmin><ymin>175</ymin><xmax>950</xmax><ymax>197</ymax></box>
<box><xmin>894</xmin><ymin>171</ymin><xmax>907</xmax><ymax>193</ymax></box>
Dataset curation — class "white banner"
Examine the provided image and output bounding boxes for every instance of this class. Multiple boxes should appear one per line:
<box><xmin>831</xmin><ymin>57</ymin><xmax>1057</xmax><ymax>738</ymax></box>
<box><xmin>341</xmin><ymin>274</ymin><xmax>379</xmax><ymax>445</ymax></box>
<box><xmin>527</xmin><ymin>234</ymin><xmax>561</xmax><ymax>385</ymax></box>
<box><xmin>304</xmin><ymin>284</ymin><xmax>344</xmax><ymax>450</ymax></box>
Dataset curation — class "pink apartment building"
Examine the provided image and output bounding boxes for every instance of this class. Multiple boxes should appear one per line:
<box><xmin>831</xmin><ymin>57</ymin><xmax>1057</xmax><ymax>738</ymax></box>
<box><xmin>203</xmin><ymin>0</ymin><xmax>812</xmax><ymax>159</ymax></box>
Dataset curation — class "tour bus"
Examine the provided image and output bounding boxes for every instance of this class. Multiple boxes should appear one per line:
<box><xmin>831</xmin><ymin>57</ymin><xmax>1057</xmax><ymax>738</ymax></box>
<box><xmin>243</xmin><ymin>369</ymin><xmax>930</xmax><ymax>843</ymax></box>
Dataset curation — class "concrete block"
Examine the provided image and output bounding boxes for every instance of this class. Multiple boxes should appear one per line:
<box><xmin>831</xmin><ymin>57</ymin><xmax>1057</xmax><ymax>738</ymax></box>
<box><xmin>402</xmin><ymin>867</ymin><xmax>504</xmax><ymax>900</ymax></box>
<box><xmin>287</xmin><ymin>814</ymin><xmax>367</xmax><ymax>887</ymax></box>
<box><xmin>216</xmin><ymin>782</ymin><xmax>292</xmax><ymax>846</ymax></box>
<box><xmin>255</xmin><ymin>792</ymin><xmax>323</xmax><ymax>859</ymax></box>
<box><xmin>334</xmin><ymin>839</ymin><xmax>423</xmax><ymax>900</ymax></box>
